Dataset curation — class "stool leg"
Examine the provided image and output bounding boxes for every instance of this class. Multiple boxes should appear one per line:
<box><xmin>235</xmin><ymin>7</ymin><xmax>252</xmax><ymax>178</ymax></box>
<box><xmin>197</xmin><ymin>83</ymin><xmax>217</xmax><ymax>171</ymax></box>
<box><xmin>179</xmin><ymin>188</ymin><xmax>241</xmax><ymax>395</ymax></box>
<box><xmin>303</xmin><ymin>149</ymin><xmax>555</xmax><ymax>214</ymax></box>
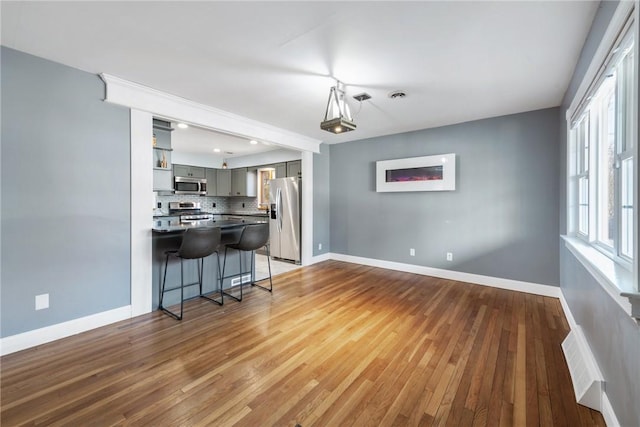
<box><xmin>178</xmin><ymin>258</ymin><xmax>184</xmax><ymax>320</ymax></box>
<box><xmin>198</xmin><ymin>257</ymin><xmax>203</xmax><ymax>295</ymax></box>
<box><xmin>159</xmin><ymin>256</ymin><xmax>184</xmax><ymax>320</ymax></box>
<box><xmin>221</xmin><ymin>246</ymin><xmax>242</xmax><ymax>302</ymax></box>
<box><xmin>200</xmin><ymin>252</ymin><xmax>223</xmax><ymax>306</ymax></box>
<box><xmin>159</xmin><ymin>253</ymin><xmax>170</xmax><ymax>309</ymax></box>
<box><xmin>217</xmin><ymin>252</ymin><xmax>224</xmax><ymax>305</ymax></box>
<box><xmin>238</xmin><ymin>248</ymin><xmax>244</xmax><ymax>301</ymax></box>
<box><xmin>252</xmin><ymin>245</ymin><xmax>273</xmax><ymax>292</ymax></box>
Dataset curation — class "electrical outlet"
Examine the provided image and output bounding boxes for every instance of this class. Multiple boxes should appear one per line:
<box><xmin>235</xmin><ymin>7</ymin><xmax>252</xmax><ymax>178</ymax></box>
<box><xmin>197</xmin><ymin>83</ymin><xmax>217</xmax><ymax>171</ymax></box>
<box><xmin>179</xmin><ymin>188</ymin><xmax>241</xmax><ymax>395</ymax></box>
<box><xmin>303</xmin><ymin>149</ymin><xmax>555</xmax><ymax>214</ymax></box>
<box><xmin>35</xmin><ymin>293</ymin><xmax>49</xmax><ymax>310</ymax></box>
<box><xmin>446</xmin><ymin>252</ymin><xmax>453</xmax><ymax>261</ymax></box>
<box><xmin>242</xmin><ymin>202</ymin><xmax>245</xmax><ymax>208</ymax></box>
<box><xmin>318</xmin><ymin>243</ymin><xmax>322</xmax><ymax>250</ymax></box>
<box><xmin>410</xmin><ymin>248</ymin><xmax>415</xmax><ymax>256</ymax></box>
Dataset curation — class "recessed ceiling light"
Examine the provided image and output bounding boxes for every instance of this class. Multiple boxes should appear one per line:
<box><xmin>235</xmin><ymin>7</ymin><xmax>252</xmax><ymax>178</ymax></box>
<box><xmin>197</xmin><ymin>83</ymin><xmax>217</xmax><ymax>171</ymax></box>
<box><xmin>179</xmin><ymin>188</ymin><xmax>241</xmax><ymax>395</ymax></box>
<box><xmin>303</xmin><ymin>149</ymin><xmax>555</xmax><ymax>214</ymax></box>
<box><xmin>250</xmin><ymin>140</ymin><xmax>258</xmax><ymax>145</ymax></box>
<box><xmin>213</xmin><ymin>148</ymin><xmax>221</xmax><ymax>153</ymax></box>
<box><xmin>177</xmin><ymin>123</ymin><xmax>189</xmax><ymax>129</ymax></box>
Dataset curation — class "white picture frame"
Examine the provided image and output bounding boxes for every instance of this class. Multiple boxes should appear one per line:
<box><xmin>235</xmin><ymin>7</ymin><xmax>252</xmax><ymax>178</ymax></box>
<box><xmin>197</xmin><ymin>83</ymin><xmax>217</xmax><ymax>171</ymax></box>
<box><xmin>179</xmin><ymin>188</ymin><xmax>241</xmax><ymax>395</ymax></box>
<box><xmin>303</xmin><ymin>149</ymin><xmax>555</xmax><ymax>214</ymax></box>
<box><xmin>376</xmin><ymin>153</ymin><xmax>456</xmax><ymax>192</ymax></box>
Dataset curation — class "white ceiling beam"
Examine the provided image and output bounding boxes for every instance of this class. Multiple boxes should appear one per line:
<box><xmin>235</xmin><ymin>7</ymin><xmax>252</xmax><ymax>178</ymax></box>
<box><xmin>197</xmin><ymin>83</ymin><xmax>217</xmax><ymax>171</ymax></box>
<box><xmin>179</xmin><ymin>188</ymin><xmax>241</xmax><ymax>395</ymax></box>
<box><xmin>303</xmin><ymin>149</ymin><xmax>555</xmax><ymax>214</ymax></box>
<box><xmin>100</xmin><ymin>73</ymin><xmax>321</xmax><ymax>154</ymax></box>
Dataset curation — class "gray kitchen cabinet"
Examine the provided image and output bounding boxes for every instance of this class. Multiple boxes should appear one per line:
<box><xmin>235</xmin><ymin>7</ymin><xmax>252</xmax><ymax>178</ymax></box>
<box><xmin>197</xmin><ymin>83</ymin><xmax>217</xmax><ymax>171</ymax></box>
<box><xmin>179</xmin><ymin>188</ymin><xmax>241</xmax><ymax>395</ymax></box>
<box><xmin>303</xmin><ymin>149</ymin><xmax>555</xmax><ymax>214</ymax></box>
<box><xmin>216</xmin><ymin>169</ymin><xmax>232</xmax><ymax>196</ymax></box>
<box><xmin>286</xmin><ymin>160</ymin><xmax>301</xmax><ymax>178</ymax></box>
<box><xmin>205</xmin><ymin>168</ymin><xmax>218</xmax><ymax>196</ymax></box>
<box><xmin>274</xmin><ymin>163</ymin><xmax>287</xmax><ymax>178</ymax></box>
<box><xmin>153</xmin><ymin>168</ymin><xmax>173</xmax><ymax>192</ymax></box>
<box><xmin>173</xmin><ymin>164</ymin><xmax>205</xmax><ymax>178</ymax></box>
<box><xmin>231</xmin><ymin>168</ymin><xmax>257</xmax><ymax>197</ymax></box>
<box><xmin>231</xmin><ymin>168</ymin><xmax>246</xmax><ymax>196</ymax></box>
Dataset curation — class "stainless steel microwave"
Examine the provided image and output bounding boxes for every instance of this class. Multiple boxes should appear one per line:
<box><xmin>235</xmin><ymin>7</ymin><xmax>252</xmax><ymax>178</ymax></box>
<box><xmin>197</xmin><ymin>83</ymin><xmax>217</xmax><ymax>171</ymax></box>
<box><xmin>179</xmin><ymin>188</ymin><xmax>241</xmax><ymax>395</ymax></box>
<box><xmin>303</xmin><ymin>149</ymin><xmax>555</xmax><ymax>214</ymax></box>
<box><xmin>174</xmin><ymin>176</ymin><xmax>207</xmax><ymax>195</ymax></box>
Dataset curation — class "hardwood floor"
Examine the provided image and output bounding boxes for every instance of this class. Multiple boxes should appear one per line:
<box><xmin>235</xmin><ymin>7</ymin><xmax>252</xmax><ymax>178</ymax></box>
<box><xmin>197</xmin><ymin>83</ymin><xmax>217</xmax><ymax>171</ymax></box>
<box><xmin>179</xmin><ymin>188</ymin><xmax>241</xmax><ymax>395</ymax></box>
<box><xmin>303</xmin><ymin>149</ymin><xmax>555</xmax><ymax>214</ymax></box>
<box><xmin>1</xmin><ymin>260</ymin><xmax>605</xmax><ymax>426</ymax></box>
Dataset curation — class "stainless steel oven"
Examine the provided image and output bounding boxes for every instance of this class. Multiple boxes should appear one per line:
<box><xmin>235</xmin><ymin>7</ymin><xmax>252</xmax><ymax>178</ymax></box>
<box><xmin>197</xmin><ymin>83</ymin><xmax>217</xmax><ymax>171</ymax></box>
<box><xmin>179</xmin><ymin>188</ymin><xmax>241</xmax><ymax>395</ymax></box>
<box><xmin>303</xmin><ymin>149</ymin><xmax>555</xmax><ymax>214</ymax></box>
<box><xmin>174</xmin><ymin>176</ymin><xmax>207</xmax><ymax>195</ymax></box>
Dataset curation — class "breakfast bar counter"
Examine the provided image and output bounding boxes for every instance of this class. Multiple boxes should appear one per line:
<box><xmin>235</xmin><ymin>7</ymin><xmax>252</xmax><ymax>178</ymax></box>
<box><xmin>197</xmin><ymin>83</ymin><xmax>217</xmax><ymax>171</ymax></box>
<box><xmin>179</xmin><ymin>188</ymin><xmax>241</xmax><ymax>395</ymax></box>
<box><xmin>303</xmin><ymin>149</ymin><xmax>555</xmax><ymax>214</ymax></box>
<box><xmin>152</xmin><ymin>218</ymin><xmax>266</xmax><ymax>233</ymax></box>
<box><xmin>152</xmin><ymin>219</ymin><xmax>266</xmax><ymax>309</ymax></box>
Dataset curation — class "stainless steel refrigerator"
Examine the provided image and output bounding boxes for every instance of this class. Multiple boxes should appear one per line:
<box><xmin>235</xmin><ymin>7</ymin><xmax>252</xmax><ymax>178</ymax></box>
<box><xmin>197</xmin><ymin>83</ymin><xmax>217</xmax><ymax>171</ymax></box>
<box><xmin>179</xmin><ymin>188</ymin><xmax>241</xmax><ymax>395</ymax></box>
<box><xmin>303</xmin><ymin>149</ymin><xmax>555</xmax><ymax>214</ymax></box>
<box><xmin>268</xmin><ymin>177</ymin><xmax>301</xmax><ymax>263</ymax></box>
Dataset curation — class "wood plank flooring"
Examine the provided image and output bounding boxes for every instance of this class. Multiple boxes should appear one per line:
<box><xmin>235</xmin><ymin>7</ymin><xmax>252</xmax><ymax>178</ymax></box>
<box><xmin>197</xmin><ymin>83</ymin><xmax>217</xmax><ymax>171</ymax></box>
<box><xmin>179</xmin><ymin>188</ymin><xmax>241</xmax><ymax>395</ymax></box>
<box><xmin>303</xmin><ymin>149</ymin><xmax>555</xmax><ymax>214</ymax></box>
<box><xmin>1</xmin><ymin>260</ymin><xmax>605</xmax><ymax>426</ymax></box>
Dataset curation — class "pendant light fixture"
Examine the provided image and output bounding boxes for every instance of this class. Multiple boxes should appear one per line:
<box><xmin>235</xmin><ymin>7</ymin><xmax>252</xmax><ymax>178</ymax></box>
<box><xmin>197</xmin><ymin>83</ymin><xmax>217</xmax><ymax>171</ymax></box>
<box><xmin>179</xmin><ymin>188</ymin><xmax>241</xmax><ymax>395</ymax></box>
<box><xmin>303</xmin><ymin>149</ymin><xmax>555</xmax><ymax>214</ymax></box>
<box><xmin>321</xmin><ymin>81</ymin><xmax>356</xmax><ymax>134</ymax></box>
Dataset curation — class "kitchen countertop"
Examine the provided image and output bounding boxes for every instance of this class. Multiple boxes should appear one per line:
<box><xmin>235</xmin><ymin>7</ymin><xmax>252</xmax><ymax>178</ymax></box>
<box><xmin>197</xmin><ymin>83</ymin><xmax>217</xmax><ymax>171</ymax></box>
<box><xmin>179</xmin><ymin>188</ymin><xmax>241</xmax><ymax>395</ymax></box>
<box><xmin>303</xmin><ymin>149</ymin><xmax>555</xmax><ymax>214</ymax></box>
<box><xmin>221</xmin><ymin>211</ymin><xmax>269</xmax><ymax>217</ymax></box>
<box><xmin>153</xmin><ymin>211</ymin><xmax>269</xmax><ymax>218</ymax></box>
<box><xmin>152</xmin><ymin>218</ymin><xmax>266</xmax><ymax>233</ymax></box>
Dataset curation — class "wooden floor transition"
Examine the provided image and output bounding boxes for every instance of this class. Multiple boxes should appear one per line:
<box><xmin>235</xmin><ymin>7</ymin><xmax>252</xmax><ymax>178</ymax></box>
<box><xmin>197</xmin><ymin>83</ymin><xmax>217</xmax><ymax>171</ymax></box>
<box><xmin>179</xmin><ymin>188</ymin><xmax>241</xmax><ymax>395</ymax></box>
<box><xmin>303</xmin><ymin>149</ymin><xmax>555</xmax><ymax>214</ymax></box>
<box><xmin>1</xmin><ymin>260</ymin><xmax>605</xmax><ymax>426</ymax></box>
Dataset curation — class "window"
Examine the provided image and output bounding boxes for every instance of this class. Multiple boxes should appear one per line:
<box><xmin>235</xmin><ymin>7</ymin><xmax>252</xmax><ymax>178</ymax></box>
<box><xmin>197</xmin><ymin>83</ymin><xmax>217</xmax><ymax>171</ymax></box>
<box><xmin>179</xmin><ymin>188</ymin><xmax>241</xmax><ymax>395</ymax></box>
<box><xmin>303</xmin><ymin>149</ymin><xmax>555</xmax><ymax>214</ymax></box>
<box><xmin>568</xmin><ymin>21</ymin><xmax>636</xmax><ymax>268</ymax></box>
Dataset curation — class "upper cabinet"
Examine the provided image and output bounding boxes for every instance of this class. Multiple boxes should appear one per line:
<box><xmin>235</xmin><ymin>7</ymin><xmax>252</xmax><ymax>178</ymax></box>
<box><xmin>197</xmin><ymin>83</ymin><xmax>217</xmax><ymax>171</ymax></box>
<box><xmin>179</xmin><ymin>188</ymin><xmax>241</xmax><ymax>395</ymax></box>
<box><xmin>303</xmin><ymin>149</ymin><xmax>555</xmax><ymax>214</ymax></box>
<box><xmin>205</xmin><ymin>168</ymin><xmax>217</xmax><ymax>197</ymax></box>
<box><xmin>231</xmin><ymin>168</ymin><xmax>257</xmax><ymax>197</ymax></box>
<box><xmin>173</xmin><ymin>164</ymin><xmax>205</xmax><ymax>179</ymax></box>
<box><xmin>274</xmin><ymin>162</ymin><xmax>287</xmax><ymax>179</ymax></box>
<box><xmin>152</xmin><ymin>119</ymin><xmax>173</xmax><ymax>192</ymax></box>
<box><xmin>216</xmin><ymin>169</ymin><xmax>232</xmax><ymax>196</ymax></box>
<box><xmin>204</xmin><ymin>168</ymin><xmax>231</xmax><ymax>197</ymax></box>
<box><xmin>286</xmin><ymin>160</ymin><xmax>301</xmax><ymax>178</ymax></box>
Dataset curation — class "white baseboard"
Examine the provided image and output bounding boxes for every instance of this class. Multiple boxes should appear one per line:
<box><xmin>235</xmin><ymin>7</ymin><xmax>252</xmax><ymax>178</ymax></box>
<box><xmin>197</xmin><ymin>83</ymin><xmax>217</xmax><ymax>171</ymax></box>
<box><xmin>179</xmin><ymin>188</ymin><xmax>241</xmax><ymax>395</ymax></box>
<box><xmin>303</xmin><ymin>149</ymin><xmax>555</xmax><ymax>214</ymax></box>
<box><xmin>0</xmin><ymin>255</ymin><xmax>559</xmax><ymax>355</ymax></box>
<box><xmin>559</xmin><ymin>291</ymin><xmax>579</xmax><ymax>330</ymax></box>
<box><xmin>0</xmin><ymin>305</ymin><xmax>132</xmax><ymax>356</ymax></box>
<box><xmin>328</xmin><ymin>252</ymin><xmax>561</xmax><ymax>298</ymax></box>
<box><xmin>601</xmin><ymin>391</ymin><xmax>621</xmax><ymax>427</ymax></box>
<box><xmin>308</xmin><ymin>252</ymin><xmax>331</xmax><ymax>265</ymax></box>
<box><xmin>561</xmin><ymin>291</ymin><xmax>622</xmax><ymax>427</ymax></box>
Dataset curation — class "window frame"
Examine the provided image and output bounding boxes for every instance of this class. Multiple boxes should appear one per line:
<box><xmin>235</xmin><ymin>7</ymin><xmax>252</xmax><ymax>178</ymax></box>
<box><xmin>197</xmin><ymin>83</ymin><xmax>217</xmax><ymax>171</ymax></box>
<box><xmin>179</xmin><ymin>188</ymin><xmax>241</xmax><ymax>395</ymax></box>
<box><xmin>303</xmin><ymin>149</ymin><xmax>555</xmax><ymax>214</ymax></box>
<box><xmin>566</xmin><ymin>5</ymin><xmax>638</xmax><ymax>301</ymax></box>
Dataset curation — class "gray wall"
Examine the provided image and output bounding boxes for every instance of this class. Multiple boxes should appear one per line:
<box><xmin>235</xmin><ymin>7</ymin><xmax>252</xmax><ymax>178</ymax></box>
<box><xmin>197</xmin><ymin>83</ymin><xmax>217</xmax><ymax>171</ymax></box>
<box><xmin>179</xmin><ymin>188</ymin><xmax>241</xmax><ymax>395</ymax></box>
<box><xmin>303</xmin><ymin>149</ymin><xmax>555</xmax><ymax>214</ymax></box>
<box><xmin>560</xmin><ymin>247</ymin><xmax>640</xmax><ymax>426</ymax></box>
<box><xmin>1</xmin><ymin>47</ymin><xmax>131</xmax><ymax>337</ymax></box>
<box><xmin>313</xmin><ymin>143</ymin><xmax>331</xmax><ymax>256</ymax></box>
<box><xmin>330</xmin><ymin>108</ymin><xmax>560</xmax><ymax>286</ymax></box>
<box><xmin>559</xmin><ymin>1</ymin><xmax>640</xmax><ymax>425</ymax></box>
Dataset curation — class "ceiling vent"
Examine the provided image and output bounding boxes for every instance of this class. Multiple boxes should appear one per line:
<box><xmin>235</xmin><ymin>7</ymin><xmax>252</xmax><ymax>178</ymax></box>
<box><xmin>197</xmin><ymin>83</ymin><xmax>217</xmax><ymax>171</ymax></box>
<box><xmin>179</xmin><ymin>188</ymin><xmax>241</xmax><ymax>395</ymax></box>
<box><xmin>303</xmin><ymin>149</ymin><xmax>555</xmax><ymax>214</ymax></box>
<box><xmin>353</xmin><ymin>93</ymin><xmax>371</xmax><ymax>102</ymax></box>
<box><xmin>388</xmin><ymin>90</ymin><xmax>407</xmax><ymax>99</ymax></box>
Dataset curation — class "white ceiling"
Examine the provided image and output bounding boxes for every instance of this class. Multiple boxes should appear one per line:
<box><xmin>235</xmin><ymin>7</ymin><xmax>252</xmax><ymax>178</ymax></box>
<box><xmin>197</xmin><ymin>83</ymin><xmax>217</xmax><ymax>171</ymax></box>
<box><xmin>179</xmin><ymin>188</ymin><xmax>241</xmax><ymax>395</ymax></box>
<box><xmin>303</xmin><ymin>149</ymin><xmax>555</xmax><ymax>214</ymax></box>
<box><xmin>170</xmin><ymin>122</ymin><xmax>280</xmax><ymax>158</ymax></box>
<box><xmin>2</xmin><ymin>1</ymin><xmax>598</xmax><ymax>155</ymax></box>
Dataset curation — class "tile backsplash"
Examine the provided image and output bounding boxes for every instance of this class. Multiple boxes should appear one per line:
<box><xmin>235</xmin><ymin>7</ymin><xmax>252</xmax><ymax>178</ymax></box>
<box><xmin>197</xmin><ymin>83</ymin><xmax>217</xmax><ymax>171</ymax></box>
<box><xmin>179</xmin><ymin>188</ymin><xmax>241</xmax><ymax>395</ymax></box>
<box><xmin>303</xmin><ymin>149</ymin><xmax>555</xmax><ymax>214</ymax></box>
<box><xmin>155</xmin><ymin>194</ymin><xmax>259</xmax><ymax>214</ymax></box>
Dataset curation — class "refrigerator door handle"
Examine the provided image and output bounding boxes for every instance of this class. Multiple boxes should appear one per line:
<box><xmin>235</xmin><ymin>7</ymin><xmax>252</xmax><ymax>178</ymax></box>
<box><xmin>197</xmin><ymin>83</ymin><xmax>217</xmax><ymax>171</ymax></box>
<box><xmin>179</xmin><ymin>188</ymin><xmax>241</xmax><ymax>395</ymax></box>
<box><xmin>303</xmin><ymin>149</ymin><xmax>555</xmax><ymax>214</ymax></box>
<box><xmin>278</xmin><ymin>188</ymin><xmax>283</xmax><ymax>231</ymax></box>
<box><xmin>276</xmin><ymin>188</ymin><xmax>281</xmax><ymax>232</ymax></box>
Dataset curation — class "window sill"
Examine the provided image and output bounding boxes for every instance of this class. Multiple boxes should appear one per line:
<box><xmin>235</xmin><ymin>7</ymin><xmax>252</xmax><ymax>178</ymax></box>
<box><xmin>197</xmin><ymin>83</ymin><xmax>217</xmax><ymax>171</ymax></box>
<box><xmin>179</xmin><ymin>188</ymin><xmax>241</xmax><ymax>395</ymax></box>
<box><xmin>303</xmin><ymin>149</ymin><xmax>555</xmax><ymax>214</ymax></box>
<box><xmin>562</xmin><ymin>235</ymin><xmax>639</xmax><ymax>320</ymax></box>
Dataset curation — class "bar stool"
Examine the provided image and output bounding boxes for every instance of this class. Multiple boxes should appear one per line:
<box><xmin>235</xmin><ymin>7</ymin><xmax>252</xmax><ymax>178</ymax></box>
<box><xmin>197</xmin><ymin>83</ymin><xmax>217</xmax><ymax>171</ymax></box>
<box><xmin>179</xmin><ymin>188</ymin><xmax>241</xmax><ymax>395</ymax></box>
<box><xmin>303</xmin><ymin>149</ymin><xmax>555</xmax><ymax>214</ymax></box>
<box><xmin>159</xmin><ymin>227</ymin><xmax>223</xmax><ymax>320</ymax></box>
<box><xmin>221</xmin><ymin>223</ymin><xmax>273</xmax><ymax>302</ymax></box>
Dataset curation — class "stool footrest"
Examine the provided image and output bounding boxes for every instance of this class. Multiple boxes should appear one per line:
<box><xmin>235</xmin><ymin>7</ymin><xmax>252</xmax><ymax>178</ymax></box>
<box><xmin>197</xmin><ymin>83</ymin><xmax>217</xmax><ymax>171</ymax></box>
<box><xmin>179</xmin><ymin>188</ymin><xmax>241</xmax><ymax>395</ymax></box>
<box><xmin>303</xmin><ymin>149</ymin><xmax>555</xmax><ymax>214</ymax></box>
<box><xmin>221</xmin><ymin>289</ymin><xmax>242</xmax><ymax>302</ymax></box>
<box><xmin>200</xmin><ymin>292</ymin><xmax>223</xmax><ymax>306</ymax></box>
<box><xmin>159</xmin><ymin>306</ymin><xmax>182</xmax><ymax>321</ymax></box>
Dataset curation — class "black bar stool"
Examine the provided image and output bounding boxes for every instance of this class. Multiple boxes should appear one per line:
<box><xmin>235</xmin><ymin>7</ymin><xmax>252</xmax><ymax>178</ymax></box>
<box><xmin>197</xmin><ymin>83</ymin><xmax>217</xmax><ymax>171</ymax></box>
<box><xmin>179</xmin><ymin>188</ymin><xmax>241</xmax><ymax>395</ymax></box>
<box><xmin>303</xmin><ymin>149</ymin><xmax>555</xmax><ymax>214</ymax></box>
<box><xmin>159</xmin><ymin>227</ymin><xmax>223</xmax><ymax>320</ymax></box>
<box><xmin>221</xmin><ymin>223</ymin><xmax>273</xmax><ymax>302</ymax></box>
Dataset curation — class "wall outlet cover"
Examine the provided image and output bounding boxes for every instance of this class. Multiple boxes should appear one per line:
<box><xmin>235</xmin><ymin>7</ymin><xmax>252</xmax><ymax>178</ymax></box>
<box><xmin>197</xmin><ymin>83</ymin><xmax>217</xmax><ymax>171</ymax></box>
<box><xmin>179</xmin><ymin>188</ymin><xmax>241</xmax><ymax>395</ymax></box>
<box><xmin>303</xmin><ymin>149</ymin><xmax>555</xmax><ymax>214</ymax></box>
<box><xmin>35</xmin><ymin>293</ymin><xmax>49</xmax><ymax>310</ymax></box>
